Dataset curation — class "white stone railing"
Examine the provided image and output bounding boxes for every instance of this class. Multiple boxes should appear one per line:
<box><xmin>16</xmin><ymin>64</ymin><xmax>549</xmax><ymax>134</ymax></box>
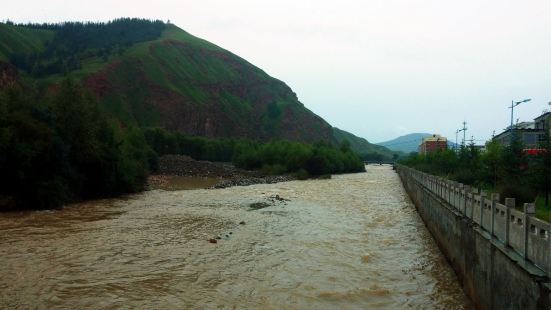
<box><xmin>397</xmin><ymin>165</ymin><xmax>549</xmax><ymax>274</ymax></box>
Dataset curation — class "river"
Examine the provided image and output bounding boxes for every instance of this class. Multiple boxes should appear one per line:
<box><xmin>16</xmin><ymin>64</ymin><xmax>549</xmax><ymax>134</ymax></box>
<box><xmin>0</xmin><ymin>165</ymin><xmax>470</xmax><ymax>309</ymax></box>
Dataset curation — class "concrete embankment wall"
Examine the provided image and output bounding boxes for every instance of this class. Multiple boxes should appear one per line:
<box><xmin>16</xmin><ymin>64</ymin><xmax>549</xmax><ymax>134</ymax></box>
<box><xmin>396</xmin><ymin>165</ymin><xmax>551</xmax><ymax>309</ymax></box>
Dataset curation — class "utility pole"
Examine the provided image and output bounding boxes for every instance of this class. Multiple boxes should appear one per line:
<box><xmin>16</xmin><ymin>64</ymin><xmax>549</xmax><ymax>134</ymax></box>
<box><xmin>462</xmin><ymin>121</ymin><xmax>468</xmax><ymax>147</ymax></box>
<box><xmin>510</xmin><ymin>100</ymin><xmax>514</xmax><ymax>135</ymax></box>
<box><xmin>455</xmin><ymin>129</ymin><xmax>460</xmax><ymax>151</ymax></box>
<box><xmin>456</xmin><ymin>125</ymin><xmax>466</xmax><ymax>152</ymax></box>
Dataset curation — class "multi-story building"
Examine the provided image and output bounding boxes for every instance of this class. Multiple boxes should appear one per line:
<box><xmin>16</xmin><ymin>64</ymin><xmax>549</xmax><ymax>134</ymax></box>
<box><xmin>418</xmin><ymin>134</ymin><xmax>448</xmax><ymax>154</ymax></box>
<box><xmin>535</xmin><ymin>111</ymin><xmax>551</xmax><ymax>138</ymax></box>
<box><xmin>494</xmin><ymin>112</ymin><xmax>551</xmax><ymax>148</ymax></box>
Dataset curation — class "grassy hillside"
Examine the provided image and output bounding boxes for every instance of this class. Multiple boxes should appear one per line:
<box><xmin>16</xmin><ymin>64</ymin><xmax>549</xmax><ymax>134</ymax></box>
<box><xmin>332</xmin><ymin>127</ymin><xmax>398</xmax><ymax>160</ymax></box>
<box><xmin>0</xmin><ymin>24</ymin><xmax>53</xmax><ymax>61</ymax></box>
<box><xmin>0</xmin><ymin>20</ymin><xmax>333</xmax><ymax>143</ymax></box>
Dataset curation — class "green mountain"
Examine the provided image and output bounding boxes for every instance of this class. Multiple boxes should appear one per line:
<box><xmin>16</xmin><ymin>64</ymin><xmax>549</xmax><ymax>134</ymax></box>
<box><xmin>0</xmin><ymin>19</ymin><xmax>333</xmax><ymax>143</ymax></box>
<box><xmin>377</xmin><ymin>133</ymin><xmax>457</xmax><ymax>153</ymax></box>
<box><xmin>332</xmin><ymin>127</ymin><xmax>398</xmax><ymax>160</ymax></box>
<box><xmin>0</xmin><ymin>19</ymin><xmax>395</xmax><ymax>158</ymax></box>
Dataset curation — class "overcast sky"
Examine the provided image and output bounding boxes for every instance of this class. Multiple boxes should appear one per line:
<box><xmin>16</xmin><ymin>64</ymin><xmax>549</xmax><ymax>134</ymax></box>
<box><xmin>5</xmin><ymin>0</ymin><xmax>551</xmax><ymax>143</ymax></box>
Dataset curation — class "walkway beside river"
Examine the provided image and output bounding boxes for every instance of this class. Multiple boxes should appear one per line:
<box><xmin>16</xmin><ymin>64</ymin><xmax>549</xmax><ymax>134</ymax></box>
<box><xmin>0</xmin><ymin>165</ymin><xmax>470</xmax><ymax>308</ymax></box>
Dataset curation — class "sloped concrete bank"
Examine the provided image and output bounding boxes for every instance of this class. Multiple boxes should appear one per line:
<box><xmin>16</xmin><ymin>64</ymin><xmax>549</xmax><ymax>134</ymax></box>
<box><xmin>396</xmin><ymin>165</ymin><xmax>551</xmax><ymax>309</ymax></box>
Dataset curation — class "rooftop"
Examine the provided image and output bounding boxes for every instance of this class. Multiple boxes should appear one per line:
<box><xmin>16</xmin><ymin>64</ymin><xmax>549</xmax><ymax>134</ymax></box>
<box><xmin>535</xmin><ymin>111</ymin><xmax>551</xmax><ymax>121</ymax></box>
<box><xmin>421</xmin><ymin>134</ymin><xmax>447</xmax><ymax>143</ymax></box>
<box><xmin>495</xmin><ymin>111</ymin><xmax>551</xmax><ymax>140</ymax></box>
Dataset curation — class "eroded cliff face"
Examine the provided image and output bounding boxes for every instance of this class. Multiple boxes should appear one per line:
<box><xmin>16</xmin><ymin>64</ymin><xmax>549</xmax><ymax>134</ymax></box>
<box><xmin>84</xmin><ymin>38</ymin><xmax>334</xmax><ymax>143</ymax></box>
<box><xmin>0</xmin><ymin>62</ymin><xmax>18</xmax><ymax>90</ymax></box>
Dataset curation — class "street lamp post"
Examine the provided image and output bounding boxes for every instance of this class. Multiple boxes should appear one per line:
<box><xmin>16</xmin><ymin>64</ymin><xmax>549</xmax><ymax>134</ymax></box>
<box><xmin>509</xmin><ymin>98</ymin><xmax>531</xmax><ymax>143</ymax></box>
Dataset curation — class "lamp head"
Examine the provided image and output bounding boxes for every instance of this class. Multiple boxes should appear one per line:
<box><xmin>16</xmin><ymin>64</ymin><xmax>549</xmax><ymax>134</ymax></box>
<box><xmin>515</xmin><ymin>98</ymin><xmax>531</xmax><ymax>105</ymax></box>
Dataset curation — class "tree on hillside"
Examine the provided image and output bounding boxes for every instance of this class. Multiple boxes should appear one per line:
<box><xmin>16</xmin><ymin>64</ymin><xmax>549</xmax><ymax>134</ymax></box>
<box><xmin>0</xmin><ymin>79</ymin><xmax>152</xmax><ymax>209</ymax></box>
<box><xmin>485</xmin><ymin>133</ymin><xmax>533</xmax><ymax>205</ymax></box>
<box><xmin>534</xmin><ymin>120</ymin><xmax>551</xmax><ymax>208</ymax></box>
<box><xmin>339</xmin><ymin>140</ymin><xmax>351</xmax><ymax>153</ymax></box>
<box><xmin>482</xmin><ymin>139</ymin><xmax>502</xmax><ymax>188</ymax></box>
<box><xmin>499</xmin><ymin>134</ymin><xmax>527</xmax><ymax>184</ymax></box>
<box><xmin>7</xmin><ymin>18</ymin><xmax>166</xmax><ymax>76</ymax></box>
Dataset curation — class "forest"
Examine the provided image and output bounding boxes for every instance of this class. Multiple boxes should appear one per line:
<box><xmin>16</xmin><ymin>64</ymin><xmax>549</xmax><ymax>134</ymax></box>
<box><xmin>143</xmin><ymin>127</ymin><xmax>366</xmax><ymax>177</ymax></box>
<box><xmin>8</xmin><ymin>18</ymin><xmax>166</xmax><ymax>76</ymax></box>
<box><xmin>0</xmin><ymin>79</ymin><xmax>154</xmax><ymax>210</ymax></box>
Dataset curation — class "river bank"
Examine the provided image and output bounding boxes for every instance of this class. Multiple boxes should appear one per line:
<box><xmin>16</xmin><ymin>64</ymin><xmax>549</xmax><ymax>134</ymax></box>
<box><xmin>148</xmin><ymin>154</ymin><xmax>296</xmax><ymax>191</ymax></box>
<box><xmin>0</xmin><ymin>155</ymin><xmax>297</xmax><ymax>211</ymax></box>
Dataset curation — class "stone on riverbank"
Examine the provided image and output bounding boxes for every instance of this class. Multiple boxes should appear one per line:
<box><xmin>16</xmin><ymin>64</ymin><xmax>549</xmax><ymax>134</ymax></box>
<box><xmin>150</xmin><ymin>155</ymin><xmax>296</xmax><ymax>190</ymax></box>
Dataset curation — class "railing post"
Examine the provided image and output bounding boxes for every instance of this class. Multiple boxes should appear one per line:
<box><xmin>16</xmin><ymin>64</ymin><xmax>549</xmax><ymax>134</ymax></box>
<box><xmin>459</xmin><ymin>184</ymin><xmax>466</xmax><ymax>215</ymax></box>
<box><xmin>471</xmin><ymin>187</ymin><xmax>479</xmax><ymax>220</ymax></box>
<box><xmin>448</xmin><ymin>181</ymin><xmax>453</xmax><ymax>205</ymax></box>
<box><xmin>451</xmin><ymin>182</ymin><xmax>456</xmax><ymax>208</ymax></box>
<box><xmin>442</xmin><ymin>180</ymin><xmax>446</xmax><ymax>201</ymax></box>
<box><xmin>491</xmin><ymin>193</ymin><xmax>500</xmax><ymax>237</ymax></box>
<box><xmin>480</xmin><ymin>191</ymin><xmax>487</xmax><ymax>228</ymax></box>
<box><xmin>549</xmin><ymin>212</ymin><xmax>551</xmax><ymax>277</ymax></box>
<box><xmin>523</xmin><ymin>202</ymin><xmax>535</xmax><ymax>259</ymax></box>
<box><xmin>505</xmin><ymin>198</ymin><xmax>515</xmax><ymax>248</ymax></box>
<box><xmin>454</xmin><ymin>182</ymin><xmax>460</xmax><ymax>209</ymax></box>
<box><xmin>464</xmin><ymin>186</ymin><xmax>471</xmax><ymax>217</ymax></box>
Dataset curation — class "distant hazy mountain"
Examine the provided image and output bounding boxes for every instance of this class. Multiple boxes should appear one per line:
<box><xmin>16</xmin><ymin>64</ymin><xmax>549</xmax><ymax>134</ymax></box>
<box><xmin>332</xmin><ymin>128</ymin><xmax>397</xmax><ymax>159</ymax></box>
<box><xmin>377</xmin><ymin>133</ymin><xmax>457</xmax><ymax>153</ymax></box>
<box><xmin>376</xmin><ymin>133</ymin><xmax>430</xmax><ymax>153</ymax></box>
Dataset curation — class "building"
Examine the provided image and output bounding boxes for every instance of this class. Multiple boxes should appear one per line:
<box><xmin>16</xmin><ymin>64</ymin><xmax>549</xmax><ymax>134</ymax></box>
<box><xmin>493</xmin><ymin>128</ymin><xmax>542</xmax><ymax>148</ymax></box>
<box><xmin>535</xmin><ymin>111</ymin><xmax>551</xmax><ymax>137</ymax></box>
<box><xmin>419</xmin><ymin>134</ymin><xmax>448</xmax><ymax>154</ymax></box>
<box><xmin>494</xmin><ymin>112</ymin><xmax>551</xmax><ymax>148</ymax></box>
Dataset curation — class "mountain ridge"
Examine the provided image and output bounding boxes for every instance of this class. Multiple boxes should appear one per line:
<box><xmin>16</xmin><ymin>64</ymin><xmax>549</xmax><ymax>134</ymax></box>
<box><xmin>0</xmin><ymin>19</ymin><xmax>392</xmax><ymax>155</ymax></box>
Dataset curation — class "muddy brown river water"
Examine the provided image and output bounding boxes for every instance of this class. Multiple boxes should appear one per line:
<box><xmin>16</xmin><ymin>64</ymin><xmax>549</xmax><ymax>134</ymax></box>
<box><xmin>0</xmin><ymin>165</ymin><xmax>470</xmax><ymax>309</ymax></box>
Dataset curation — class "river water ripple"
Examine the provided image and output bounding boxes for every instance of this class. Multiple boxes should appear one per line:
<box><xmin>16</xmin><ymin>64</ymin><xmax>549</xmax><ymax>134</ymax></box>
<box><xmin>0</xmin><ymin>165</ymin><xmax>470</xmax><ymax>309</ymax></box>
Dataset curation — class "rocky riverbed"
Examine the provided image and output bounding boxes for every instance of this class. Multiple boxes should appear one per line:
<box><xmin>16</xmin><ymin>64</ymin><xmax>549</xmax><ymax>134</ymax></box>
<box><xmin>149</xmin><ymin>155</ymin><xmax>295</xmax><ymax>190</ymax></box>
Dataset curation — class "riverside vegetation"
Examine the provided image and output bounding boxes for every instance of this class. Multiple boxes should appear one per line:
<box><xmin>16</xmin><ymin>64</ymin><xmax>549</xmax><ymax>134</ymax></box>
<box><xmin>0</xmin><ymin>80</ymin><xmax>365</xmax><ymax>210</ymax></box>
<box><xmin>400</xmin><ymin>136</ymin><xmax>551</xmax><ymax>219</ymax></box>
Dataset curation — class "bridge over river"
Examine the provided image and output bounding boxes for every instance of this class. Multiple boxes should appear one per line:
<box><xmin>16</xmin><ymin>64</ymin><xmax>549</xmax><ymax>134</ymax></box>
<box><xmin>0</xmin><ymin>166</ymin><xmax>470</xmax><ymax>308</ymax></box>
